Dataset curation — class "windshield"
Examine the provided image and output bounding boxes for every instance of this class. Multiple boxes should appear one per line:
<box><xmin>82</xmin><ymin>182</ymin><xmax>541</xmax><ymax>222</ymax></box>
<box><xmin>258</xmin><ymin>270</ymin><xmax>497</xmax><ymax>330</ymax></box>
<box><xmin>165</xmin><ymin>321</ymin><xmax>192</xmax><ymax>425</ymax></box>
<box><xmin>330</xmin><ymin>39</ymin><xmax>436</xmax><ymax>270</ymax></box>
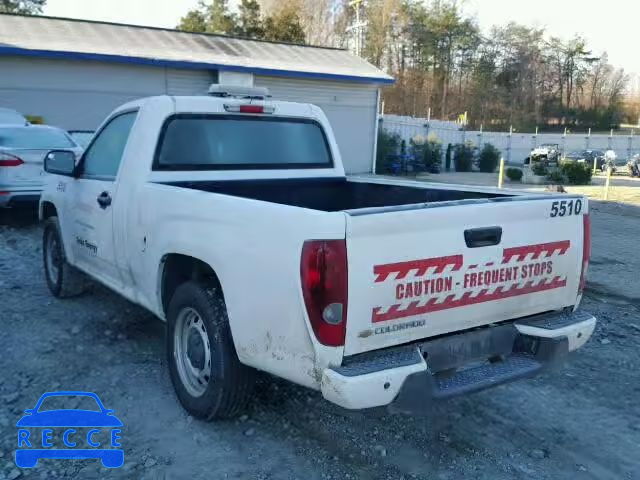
<box><xmin>155</xmin><ymin>115</ymin><xmax>333</xmax><ymax>170</ymax></box>
<box><xmin>0</xmin><ymin>127</ymin><xmax>75</xmax><ymax>149</ymax></box>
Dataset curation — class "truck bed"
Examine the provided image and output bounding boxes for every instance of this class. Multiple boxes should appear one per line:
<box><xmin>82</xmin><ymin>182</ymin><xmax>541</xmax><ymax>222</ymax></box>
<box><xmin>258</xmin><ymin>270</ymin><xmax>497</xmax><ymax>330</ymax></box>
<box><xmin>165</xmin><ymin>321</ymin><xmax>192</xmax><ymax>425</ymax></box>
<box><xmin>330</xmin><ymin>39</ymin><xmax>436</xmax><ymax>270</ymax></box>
<box><xmin>166</xmin><ymin>178</ymin><xmax>510</xmax><ymax>212</ymax></box>
<box><xmin>162</xmin><ymin>176</ymin><xmax>585</xmax><ymax>356</ymax></box>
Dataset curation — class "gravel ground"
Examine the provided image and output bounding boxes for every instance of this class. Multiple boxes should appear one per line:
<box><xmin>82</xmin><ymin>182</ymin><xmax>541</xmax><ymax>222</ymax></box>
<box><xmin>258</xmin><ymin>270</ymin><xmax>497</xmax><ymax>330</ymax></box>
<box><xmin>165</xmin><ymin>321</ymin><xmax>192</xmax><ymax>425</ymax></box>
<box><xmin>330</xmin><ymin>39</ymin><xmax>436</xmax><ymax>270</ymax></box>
<box><xmin>1</xmin><ymin>205</ymin><xmax>639</xmax><ymax>480</ymax></box>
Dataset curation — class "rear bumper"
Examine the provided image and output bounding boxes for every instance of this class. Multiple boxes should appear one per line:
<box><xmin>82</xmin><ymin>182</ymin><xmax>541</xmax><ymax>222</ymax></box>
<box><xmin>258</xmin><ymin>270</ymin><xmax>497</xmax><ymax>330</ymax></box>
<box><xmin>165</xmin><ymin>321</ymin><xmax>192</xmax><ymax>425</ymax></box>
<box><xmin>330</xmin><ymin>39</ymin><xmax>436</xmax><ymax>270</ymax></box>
<box><xmin>0</xmin><ymin>189</ymin><xmax>41</xmax><ymax>207</ymax></box>
<box><xmin>321</xmin><ymin>310</ymin><xmax>595</xmax><ymax>412</ymax></box>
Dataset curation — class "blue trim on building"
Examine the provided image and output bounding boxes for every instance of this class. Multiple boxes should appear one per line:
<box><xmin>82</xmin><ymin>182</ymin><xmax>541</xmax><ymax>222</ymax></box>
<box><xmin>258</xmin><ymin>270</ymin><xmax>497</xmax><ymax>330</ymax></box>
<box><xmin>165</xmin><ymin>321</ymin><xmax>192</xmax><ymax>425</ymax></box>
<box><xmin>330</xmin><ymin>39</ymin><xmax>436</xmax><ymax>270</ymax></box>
<box><xmin>0</xmin><ymin>46</ymin><xmax>395</xmax><ymax>85</ymax></box>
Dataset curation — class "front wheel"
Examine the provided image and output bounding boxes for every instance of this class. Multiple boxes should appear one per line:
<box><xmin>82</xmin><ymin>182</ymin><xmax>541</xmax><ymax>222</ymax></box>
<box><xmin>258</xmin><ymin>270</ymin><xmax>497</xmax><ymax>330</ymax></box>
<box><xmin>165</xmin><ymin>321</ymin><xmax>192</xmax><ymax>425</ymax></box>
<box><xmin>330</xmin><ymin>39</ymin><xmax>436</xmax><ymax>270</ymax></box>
<box><xmin>42</xmin><ymin>217</ymin><xmax>87</xmax><ymax>298</ymax></box>
<box><xmin>166</xmin><ymin>281</ymin><xmax>255</xmax><ymax>420</ymax></box>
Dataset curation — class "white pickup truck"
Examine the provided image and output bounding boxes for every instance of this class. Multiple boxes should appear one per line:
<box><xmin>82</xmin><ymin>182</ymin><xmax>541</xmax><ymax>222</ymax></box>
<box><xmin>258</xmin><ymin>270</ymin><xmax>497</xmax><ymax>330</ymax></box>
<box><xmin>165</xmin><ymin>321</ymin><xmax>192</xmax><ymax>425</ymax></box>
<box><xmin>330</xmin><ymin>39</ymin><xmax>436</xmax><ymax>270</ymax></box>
<box><xmin>39</xmin><ymin>86</ymin><xmax>595</xmax><ymax>420</ymax></box>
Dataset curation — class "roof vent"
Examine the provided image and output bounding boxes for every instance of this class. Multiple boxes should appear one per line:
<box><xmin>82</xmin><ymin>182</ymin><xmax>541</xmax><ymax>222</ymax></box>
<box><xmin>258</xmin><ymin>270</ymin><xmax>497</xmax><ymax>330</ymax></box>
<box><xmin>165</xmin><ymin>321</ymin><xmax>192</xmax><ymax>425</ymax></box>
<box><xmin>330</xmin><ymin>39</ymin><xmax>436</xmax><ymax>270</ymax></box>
<box><xmin>208</xmin><ymin>84</ymin><xmax>271</xmax><ymax>100</ymax></box>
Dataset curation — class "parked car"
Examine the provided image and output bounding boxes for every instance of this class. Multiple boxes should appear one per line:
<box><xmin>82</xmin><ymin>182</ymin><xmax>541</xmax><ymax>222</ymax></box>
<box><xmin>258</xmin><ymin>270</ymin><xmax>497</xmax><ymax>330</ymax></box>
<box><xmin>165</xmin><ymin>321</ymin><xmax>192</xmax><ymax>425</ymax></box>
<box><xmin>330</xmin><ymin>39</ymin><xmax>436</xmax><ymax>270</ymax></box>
<box><xmin>68</xmin><ymin>130</ymin><xmax>95</xmax><ymax>150</ymax></box>
<box><xmin>0</xmin><ymin>107</ymin><xmax>28</xmax><ymax>126</ymax></box>
<box><xmin>564</xmin><ymin>150</ymin><xmax>606</xmax><ymax>170</ymax></box>
<box><xmin>0</xmin><ymin>125</ymin><xmax>82</xmax><ymax>208</ymax></box>
<box><xmin>39</xmin><ymin>86</ymin><xmax>595</xmax><ymax>420</ymax></box>
<box><xmin>626</xmin><ymin>154</ymin><xmax>640</xmax><ymax>177</ymax></box>
<box><xmin>530</xmin><ymin>143</ymin><xmax>561</xmax><ymax>166</ymax></box>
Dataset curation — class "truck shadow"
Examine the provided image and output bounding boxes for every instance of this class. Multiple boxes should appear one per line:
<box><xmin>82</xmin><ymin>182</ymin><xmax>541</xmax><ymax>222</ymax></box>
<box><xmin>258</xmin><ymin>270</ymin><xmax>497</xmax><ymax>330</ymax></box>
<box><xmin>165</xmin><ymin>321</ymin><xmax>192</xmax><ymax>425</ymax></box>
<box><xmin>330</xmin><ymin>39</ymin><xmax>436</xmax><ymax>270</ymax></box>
<box><xmin>0</xmin><ymin>206</ymin><xmax>39</xmax><ymax>227</ymax></box>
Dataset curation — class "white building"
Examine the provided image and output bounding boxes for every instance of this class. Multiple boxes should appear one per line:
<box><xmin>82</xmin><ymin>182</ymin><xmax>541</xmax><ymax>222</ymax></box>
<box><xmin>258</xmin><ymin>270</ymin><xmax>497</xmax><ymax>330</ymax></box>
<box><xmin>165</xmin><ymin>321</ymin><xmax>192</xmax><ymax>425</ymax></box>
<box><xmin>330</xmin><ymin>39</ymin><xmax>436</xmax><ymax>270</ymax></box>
<box><xmin>0</xmin><ymin>14</ymin><xmax>393</xmax><ymax>174</ymax></box>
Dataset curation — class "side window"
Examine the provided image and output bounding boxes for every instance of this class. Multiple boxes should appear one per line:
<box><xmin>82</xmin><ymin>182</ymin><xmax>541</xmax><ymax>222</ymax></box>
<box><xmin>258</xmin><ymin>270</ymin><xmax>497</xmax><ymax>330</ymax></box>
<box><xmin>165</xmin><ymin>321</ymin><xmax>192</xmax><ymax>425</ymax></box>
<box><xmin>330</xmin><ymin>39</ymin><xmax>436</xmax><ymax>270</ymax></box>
<box><xmin>81</xmin><ymin>111</ymin><xmax>137</xmax><ymax>179</ymax></box>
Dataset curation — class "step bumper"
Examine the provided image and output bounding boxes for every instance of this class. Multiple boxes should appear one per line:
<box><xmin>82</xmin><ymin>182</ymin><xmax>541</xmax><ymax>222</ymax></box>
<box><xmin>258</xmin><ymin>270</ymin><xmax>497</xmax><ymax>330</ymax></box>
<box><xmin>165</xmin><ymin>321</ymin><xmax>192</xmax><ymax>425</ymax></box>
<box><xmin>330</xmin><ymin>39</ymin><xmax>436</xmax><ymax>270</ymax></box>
<box><xmin>321</xmin><ymin>310</ymin><xmax>596</xmax><ymax>412</ymax></box>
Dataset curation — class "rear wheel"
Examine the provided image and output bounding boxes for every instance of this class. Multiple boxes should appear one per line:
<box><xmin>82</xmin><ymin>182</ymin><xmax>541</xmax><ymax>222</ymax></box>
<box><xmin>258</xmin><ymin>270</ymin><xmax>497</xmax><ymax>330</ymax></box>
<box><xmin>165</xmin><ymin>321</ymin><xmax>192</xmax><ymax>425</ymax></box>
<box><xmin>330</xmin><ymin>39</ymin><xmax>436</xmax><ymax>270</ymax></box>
<box><xmin>167</xmin><ymin>281</ymin><xmax>255</xmax><ymax>420</ymax></box>
<box><xmin>42</xmin><ymin>217</ymin><xmax>86</xmax><ymax>298</ymax></box>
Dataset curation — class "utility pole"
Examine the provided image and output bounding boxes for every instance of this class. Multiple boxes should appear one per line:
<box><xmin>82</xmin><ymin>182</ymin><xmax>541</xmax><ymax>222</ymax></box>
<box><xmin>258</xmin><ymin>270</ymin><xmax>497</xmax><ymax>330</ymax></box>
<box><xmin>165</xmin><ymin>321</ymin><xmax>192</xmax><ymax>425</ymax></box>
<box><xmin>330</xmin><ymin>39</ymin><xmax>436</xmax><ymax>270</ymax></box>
<box><xmin>346</xmin><ymin>0</ymin><xmax>366</xmax><ymax>57</ymax></box>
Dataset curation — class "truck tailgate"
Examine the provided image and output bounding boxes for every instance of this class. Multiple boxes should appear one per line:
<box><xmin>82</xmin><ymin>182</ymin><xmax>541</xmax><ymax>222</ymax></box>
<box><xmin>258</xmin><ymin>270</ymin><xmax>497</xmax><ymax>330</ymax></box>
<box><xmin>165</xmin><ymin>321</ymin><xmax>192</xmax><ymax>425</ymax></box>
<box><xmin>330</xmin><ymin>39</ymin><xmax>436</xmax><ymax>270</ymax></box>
<box><xmin>344</xmin><ymin>197</ymin><xmax>586</xmax><ymax>356</ymax></box>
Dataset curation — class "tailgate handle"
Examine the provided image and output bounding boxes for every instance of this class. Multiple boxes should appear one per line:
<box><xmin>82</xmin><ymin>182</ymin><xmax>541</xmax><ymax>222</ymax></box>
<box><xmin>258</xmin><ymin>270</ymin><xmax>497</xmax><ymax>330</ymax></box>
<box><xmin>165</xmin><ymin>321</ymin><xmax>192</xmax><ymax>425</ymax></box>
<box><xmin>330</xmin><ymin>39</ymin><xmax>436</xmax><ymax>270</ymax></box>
<box><xmin>464</xmin><ymin>227</ymin><xmax>502</xmax><ymax>248</ymax></box>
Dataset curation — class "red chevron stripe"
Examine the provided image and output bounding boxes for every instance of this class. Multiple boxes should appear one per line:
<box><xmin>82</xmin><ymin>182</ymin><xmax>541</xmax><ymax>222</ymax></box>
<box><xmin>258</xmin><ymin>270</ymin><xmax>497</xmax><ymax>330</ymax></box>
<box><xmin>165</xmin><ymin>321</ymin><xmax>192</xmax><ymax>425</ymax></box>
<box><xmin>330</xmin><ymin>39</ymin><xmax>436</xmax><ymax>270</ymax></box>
<box><xmin>374</xmin><ymin>255</ymin><xmax>463</xmax><ymax>283</ymax></box>
<box><xmin>371</xmin><ymin>276</ymin><xmax>567</xmax><ymax>323</ymax></box>
<box><xmin>502</xmin><ymin>241</ymin><xmax>570</xmax><ymax>264</ymax></box>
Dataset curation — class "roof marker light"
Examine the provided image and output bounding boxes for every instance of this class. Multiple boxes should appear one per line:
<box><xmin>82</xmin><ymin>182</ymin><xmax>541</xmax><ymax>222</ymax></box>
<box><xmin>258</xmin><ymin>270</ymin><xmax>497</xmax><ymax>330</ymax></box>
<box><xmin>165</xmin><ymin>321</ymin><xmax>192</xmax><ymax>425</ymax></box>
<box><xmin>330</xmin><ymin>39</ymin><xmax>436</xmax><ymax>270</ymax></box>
<box><xmin>224</xmin><ymin>104</ymin><xmax>275</xmax><ymax>114</ymax></box>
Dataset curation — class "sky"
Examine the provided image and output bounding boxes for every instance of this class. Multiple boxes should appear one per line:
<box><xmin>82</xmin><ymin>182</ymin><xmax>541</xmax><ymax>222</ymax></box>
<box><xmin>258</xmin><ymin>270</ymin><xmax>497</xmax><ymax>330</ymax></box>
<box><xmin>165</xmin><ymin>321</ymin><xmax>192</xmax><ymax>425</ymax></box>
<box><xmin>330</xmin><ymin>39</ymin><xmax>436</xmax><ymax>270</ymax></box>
<box><xmin>43</xmin><ymin>0</ymin><xmax>203</xmax><ymax>29</ymax></box>
<box><xmin>43</xmin><ymin>0</ymin><xmax>640</xmax><ymax>82</ymax></box>
<box><xmin>465</xmin><ymin>0</ymin><xmax>640</xmax><ymax>82</ymax></box>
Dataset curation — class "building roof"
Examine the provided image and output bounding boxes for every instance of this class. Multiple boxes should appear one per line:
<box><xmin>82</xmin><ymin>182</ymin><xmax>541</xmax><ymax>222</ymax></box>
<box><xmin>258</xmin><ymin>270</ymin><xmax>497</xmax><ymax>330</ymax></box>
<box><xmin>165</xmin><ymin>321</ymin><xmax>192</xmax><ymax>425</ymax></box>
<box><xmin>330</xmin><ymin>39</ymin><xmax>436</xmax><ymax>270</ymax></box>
<box><xmin>0</xmin><ymin>14</ymin><xmax>393</xmax><ymax>85</ymax></box>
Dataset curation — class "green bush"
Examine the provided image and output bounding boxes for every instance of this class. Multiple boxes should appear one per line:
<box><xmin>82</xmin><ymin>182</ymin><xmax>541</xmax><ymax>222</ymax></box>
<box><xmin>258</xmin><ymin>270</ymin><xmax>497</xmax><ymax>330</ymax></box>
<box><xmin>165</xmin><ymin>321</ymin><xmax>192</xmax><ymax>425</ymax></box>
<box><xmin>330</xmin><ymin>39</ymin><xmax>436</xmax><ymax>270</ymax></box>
<box><xmin>505</xmin><ymin>167</ymin><xmax>523</xmax><ymax>182</ymax></box>
<box><xmin>453</xmin><ymin>143</ymin><xmax>474</xmax><ymax>172</ymax></box>
<box><xmin>546</xmin><ymin>169</ymin><xmax>564</xmax><ymax>183</ymax></box>
<box><xmin>411</xmin><ymin>138</ymin><xmax>443</xmax><ymax>173</ymax></box>
<box><xmin>376</xmin><ymin>129</ymin><xmax>400</xmax><ymax>173</ymax></box>
<box><xmin>427</xmin><ymin>141</ymin><xmax>443</xmax><ymax>172</ymax></box>
<box><xmin>531</xmin><ymin>162</ymin><xmax>548</xmax><ymax>176</ymax></box>
<box><xmin>558</xmin><ymin>158</ymin><xmax>575</xmax><ymax>169</ymax></box>
<box><xmin>560</xmin><ymin>161</ymin><xmax>593</xmax><ymax>185</ymax></box>
<box><xmin>478</xmin><ymin>143</ymin><xmax>501</xmax><ymax>173</ymax></box>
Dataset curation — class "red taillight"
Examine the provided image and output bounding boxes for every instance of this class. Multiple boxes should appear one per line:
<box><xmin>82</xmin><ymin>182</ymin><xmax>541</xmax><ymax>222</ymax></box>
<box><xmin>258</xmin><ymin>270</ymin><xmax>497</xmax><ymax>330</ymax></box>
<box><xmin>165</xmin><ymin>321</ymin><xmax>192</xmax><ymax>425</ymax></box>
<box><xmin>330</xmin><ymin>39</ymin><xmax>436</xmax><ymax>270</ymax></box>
<box><xmin>239</xmin><ymin>105</ymin><xmax>264</xmax><ymax>114</ymax></box>
<box><xmin>0</xmin><ymin>152</ymin><xmax>24</xmax><ymax>167</ymax></box>
<box><xmin>300</xmin><ymin>240</ymin><xmax>348</xmax><ymax>347</ymax></box>
<box><xmin>224</xmin><ymin>104</ymin><xmax>275</xmax><ymax>114</ymax></box>
<box><xmin>579</xmin><ymin>213</ymin><xmax>591</xmax><ymax>293</ymax></box>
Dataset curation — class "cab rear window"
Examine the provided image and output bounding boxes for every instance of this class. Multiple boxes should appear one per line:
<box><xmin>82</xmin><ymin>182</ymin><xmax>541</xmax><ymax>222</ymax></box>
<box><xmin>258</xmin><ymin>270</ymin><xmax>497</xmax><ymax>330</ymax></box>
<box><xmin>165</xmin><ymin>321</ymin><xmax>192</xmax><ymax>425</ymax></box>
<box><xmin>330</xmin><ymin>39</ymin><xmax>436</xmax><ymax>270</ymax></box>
<box><xmin>154</xmin><ymin>115</ymin><xmax>333</xmax><ymax>170</ymax></box>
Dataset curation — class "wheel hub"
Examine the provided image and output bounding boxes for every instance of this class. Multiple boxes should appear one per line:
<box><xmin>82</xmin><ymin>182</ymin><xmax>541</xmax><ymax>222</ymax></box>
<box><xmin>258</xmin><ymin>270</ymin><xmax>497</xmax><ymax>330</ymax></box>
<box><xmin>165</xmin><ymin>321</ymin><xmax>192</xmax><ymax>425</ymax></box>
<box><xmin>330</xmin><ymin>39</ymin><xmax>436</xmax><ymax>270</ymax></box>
<box><xmin>174</xmin><ymin>307</ymin><xmax>212</xmax><ymax>397</ymax></box>
<box><xmin>186</xmin><ymin>328</ymin><xmax>206</xmax><ymax>370</ymax></box>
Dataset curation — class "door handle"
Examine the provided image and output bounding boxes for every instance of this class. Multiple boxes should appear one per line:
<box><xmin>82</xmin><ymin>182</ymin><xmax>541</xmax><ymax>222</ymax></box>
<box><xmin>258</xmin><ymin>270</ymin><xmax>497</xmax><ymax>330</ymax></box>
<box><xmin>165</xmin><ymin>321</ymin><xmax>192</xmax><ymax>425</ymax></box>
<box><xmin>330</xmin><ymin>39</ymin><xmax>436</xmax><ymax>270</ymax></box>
<box><xmin>97</xmin><ymin>191</ymin><xmax>112</xmax><ymax>209</ymax></box>
<box><xmin>464</xmin><ymin>227</ymin><xmax>502</xmax><ymax>248</ymax></box>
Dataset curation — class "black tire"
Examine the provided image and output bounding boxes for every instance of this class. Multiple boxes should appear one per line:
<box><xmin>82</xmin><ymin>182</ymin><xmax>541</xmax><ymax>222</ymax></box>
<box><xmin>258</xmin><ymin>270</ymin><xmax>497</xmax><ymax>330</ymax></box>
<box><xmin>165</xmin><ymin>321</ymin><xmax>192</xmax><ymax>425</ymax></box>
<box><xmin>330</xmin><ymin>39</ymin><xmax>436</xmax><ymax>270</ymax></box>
<box><xmin>42</xmin><ymin>216</ymin><xmax>87</xmax><ymax>298</ymax></box>
<box><xmin>166</xmin><ymin>281</ymin><xmax>255</xmax><ymax>420</ymax></box>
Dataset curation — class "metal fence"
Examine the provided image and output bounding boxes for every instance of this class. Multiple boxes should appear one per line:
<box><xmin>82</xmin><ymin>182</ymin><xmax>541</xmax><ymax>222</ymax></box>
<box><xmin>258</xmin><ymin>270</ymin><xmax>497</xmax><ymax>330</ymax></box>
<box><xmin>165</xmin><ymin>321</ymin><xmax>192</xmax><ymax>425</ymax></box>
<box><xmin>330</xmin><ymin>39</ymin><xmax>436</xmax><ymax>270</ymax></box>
<box><xmin>381</xmin><ymin>114</ymin><xmax>640</xmax><ymax>168</ymax></box>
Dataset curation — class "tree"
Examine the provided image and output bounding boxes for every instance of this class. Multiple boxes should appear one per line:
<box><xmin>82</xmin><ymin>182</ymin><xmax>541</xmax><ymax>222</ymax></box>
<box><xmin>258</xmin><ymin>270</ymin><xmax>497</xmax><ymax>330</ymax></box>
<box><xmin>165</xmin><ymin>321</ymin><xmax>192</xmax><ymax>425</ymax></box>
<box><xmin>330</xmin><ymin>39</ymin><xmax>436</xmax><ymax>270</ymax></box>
<box><xmin>362</xmin><ymin>0</ymin><xmax>403</xmax><ymax>69</ymax></box>
<box><xmin>178</xmin><ymin>0</ymin><xmax>307</xmax><ymax>44</ymax></box>
<box><xmin>204</xmin><ymin>0</ymin><xmax>235</xmax><ymax>33</ymax></box>
<box><xmin>298</xmin><ymin>0</ymin><xmax>336</xmax><ymax>46</ymax></box>
<box><xmin>234</xmin><ymin>0</ymin><xmax>264</xmax><ymax>38</ymax></box>
<box><xmin>262</xmin><ymin>7</ymin><xmax>306</xmax><ymax>43</ymax></box>
<box><xmin>175</xmin><ymin>0</ymin><xmax>631</xmax><ymax>130</ymax></box>
<box><xmin>177</xmin><ymin>0</ymin><xmax>235</xmax><ymax>34</ymax></box>
<box><xmin>260</xmin><ymin>0</ymin><xmax>336</xmax><ymax>45</ymax></box>
<box><xmin>422</xmin><ymin>1</ymin><xmax>479</xmax><ymax>118</ymax></box>
<box><xmin>376</xmin><ymin>4</ymin><xmax>628</xmax><ymax>131</ymax></box>
<box><xmin>376</xmin><ymin>0</ymin><xmax>479</xmax><ymax>119</ymax></box>
<box><xmin>481</xmin><ymin>23</ymin><xmax>545</xmax><ymax>128</ymax></box>
<box><xmin>178</xmin><ymin>9</ymin><xmax>207</xmax><ymax>33</ymax></box>
<box><xmin>0</xmin><ymin>0</ymin><xmax>45</xmax><ymax>14</ymax></box>
<box><xmin>588</xmin><ymin>53</ymin><xmax>608</xmax><ymax>109</ymax></box>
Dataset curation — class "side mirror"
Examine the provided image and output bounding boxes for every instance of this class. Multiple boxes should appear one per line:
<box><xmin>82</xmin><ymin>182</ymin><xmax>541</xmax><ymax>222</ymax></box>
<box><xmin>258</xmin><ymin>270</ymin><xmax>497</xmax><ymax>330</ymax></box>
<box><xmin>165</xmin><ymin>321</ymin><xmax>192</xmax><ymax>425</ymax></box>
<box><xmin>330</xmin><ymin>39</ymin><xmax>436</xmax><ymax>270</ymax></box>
<box><xmin>44</xmin><ymin>150</ymin><xmax>77</xmax><ymax>176</ymax></box>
